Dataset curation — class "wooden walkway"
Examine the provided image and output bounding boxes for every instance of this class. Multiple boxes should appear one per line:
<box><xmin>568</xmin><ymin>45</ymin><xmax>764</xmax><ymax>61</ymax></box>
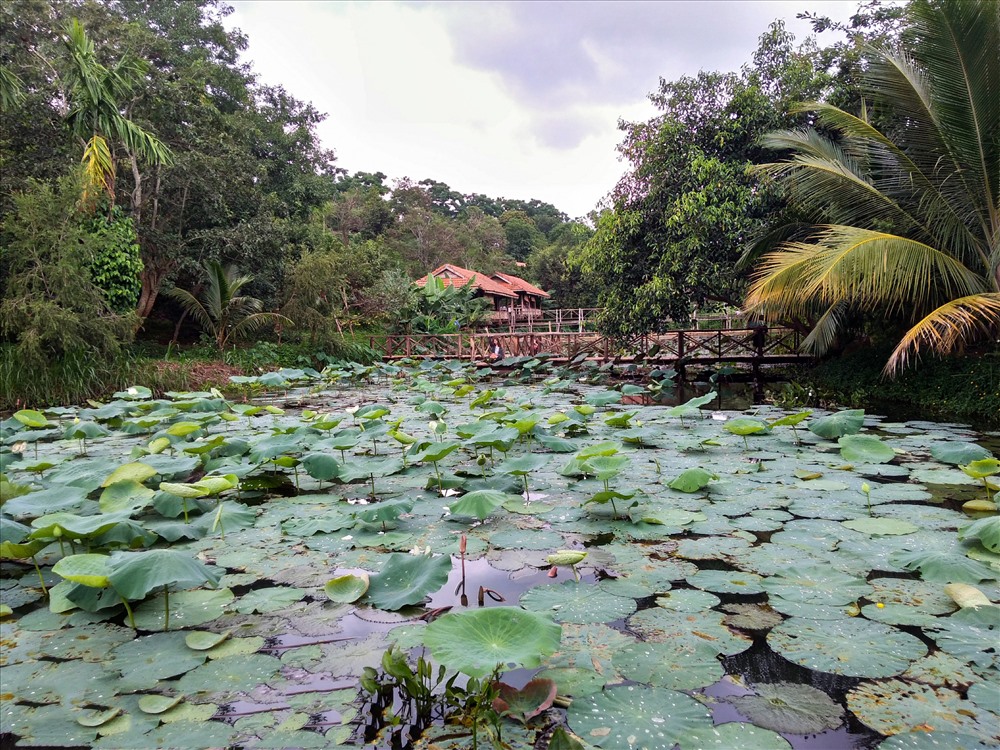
<box><xmin>370</xmin><ymin>327</ymin><xmax>811</xmax><ymax>373</ymax></box>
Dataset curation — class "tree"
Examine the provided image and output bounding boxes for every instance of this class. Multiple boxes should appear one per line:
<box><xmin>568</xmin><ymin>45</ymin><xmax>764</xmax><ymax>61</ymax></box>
<box><xmin>578</xmin><ymin>22</ymin><xmax>829</xmax><ymax>337</ymax></box>
<box><xmin>744</xmin><ymin>0</ymin><xmax>1000</xmax><ymax>374</ymax></box>
<box><xmin>0</xmin><ymin>172</ymin><xmax>136</xmax><ymax>366</ymax></box>
<box><xmin>165</xmin><ymin>260</ymin><xmax>289</xmax><ymax>351</ymax></box>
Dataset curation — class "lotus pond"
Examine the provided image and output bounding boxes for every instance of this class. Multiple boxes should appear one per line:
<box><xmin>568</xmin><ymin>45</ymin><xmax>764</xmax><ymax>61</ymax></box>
<box><xmin>1</xmin><ymin>358</ymin><xmax>999</xmax><ymax>750</ymax></box>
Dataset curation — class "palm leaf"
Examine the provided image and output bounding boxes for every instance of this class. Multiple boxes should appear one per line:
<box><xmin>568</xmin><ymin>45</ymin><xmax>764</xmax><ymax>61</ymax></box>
<box><xmin>887</xmin><ymin>293</ymin><xmax>1000</xmax><ymax>374</ymax></box>
<box><xmin>163</xmin><ymin>286</ymin><xmax>216</xmax><ymax>338</ymax></box>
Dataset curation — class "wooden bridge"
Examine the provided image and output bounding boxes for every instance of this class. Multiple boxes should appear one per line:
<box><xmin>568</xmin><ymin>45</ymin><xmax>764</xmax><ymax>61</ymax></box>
<box><xmin>370</xmin><ymin>327</ymin><xmax>811</xmax><ymax>375</ymax></box>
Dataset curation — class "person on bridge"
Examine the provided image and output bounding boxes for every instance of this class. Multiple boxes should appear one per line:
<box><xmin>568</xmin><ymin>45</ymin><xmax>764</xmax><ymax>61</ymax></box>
<box><xmin>489</xmin><ymin>336</ymin><xmax>504</xmax><ymax>362</ymax></box>
<box><xmin>751</xmin><ymin>323</ymin><xmax>768</xmax><ymax>357</ymax></box>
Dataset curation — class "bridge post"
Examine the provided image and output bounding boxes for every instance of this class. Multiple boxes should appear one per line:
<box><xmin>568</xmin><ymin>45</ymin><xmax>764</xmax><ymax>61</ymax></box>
<box><xmin>677</xmin><ymin>331</ymin><xmax>686</xmax><ymax>380</ymax></box>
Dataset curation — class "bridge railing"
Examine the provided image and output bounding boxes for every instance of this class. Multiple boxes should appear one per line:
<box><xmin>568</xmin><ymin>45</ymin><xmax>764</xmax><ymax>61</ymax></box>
<box><xmin>371</xmin><ymin>327</ymin><xmax>806</xmax><ymax>364</ymax></box>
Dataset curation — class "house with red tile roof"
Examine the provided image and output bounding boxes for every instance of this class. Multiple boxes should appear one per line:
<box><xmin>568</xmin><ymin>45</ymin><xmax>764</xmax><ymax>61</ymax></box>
<box><xmin>416</xmin><ymin>264</ymin><xmax>550</xmax><ymax>317</ymax></box>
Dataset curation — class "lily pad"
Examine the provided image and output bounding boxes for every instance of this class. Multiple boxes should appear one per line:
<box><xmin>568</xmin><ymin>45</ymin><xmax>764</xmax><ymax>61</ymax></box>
<box><xmin>325</xmin><ymin>573</ymin><xmax>369</xmax><ymax>604</ymax></box>
<box><xmin>847</xmin><ymin>679</ymin><xmax>988</xmax><ymax>739</ymax></box>
<box><xmin>423</xmin><ymin>606</ymin><xmax>561</xmax><ymax>677</ymax></box>
<box><xmin>839</xmin><ymin>435</ymin><xmax>895</xmax><ymax>463</ymax></box>
<box><xmin>567</xmin><ymin>685</ymin><xmax>713</xmax><ymax>750</ymax></box>
<box><xmin>809</xmin><ymin>409</ymin><xmax>865</xmax><ymax>439</ymax></box>
<box><xmin>520</xmin><ymin>580</ymin><xmax>637</xmax><ymax>624</ymax></box>
<box><xmin>842</xmin><ymin>517</ymin><xmax>919</xmax><ymax>536</ymax></box>
<box><xmin>612</xmin><ymin>641</ymin><xmax>724</xmax><ymax>690</ymax></box>
<box><xmin>364</xmin><ymin>553</ymin><xmax>452</xmax><ymax>610</ymax></box>
<box><xmin>768</xmin><ymin>617</ymin><xmax>927</xmax><ymax>677</ymax></box>
<box><xmin>726</xmin><ymin>682</ymin><xmax>843</xmax><ymax>734</ymax></box>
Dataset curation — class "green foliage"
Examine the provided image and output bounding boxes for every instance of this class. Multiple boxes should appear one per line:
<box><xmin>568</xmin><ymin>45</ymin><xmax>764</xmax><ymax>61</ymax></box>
<box><xmin>0</xmin><ymin>173</ymin><xmax>136</xmax><ymax>367</ymax></box>
<box><xmin>392</xmin><ymin>274</ymin><xmax>492</xmax><ymax>334</ymax></box>
<box><xmin>86</xmin><ymin>206</ymin><xmax>143</xmax><ymax>312</ymax></box>
<box><xmin>798</xmin><ymin>345</ymin><xmax>1000</xmax><ymax>429</ymax></box>
<box><xmin>166</xmin><ymin>261</ymin><xmax>289</xmax><ymax>352</ymax></box>
<box><xmin>580</xmin><ymin>22</ymin><xmax>829</xmax><ymax>336</ymax></box>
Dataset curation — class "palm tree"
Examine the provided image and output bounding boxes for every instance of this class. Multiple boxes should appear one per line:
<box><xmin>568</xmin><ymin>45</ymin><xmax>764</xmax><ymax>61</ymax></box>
<box><xmin>744</xmin><ymin>0</ymin><xmax>999</xmax><ymax>375</ymax></box>
<box><xmin>60</xmin><ymin>19</ymin><xmax>172</xmax><ymax>204</ymax></box>
<box><xmin>166</xmin><ymin>261</ymin><xmax>290</xmax><ymax>352</ymax></box>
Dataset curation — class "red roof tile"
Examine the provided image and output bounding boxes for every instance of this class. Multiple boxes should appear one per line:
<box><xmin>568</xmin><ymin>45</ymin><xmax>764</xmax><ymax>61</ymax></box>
<box><xmin>490</xmin><ymin>272</ymin><xmax>550</xmax><ymax>298</ymax></box>
<box><xmin>416</xmin><ymin>264</ymin><xmax>517</xmax><ymax>298</ymax></box>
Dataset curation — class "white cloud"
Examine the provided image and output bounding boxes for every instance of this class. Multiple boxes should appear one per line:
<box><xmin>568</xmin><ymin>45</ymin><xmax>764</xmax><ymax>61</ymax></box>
<box><xmin>227</xmin><ymin>0</ymin><xmax>860</xmax><ymax>218</ymax></box>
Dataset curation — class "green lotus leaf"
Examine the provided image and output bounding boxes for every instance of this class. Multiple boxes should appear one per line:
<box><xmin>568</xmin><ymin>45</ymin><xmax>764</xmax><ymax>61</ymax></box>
<box><xmin>760</xmin><ymin>565</ymin><xmax>871</xmax><ymax>606</ymax></box>
<box><xmin>0</xmin><ymin>538</ymin><xmax>51</xmax><ymax>560</ymax></box>
<box><xmin>577</xmin><ymin>441</ymin><xmax>622</xmax><ymax>459</ymax></box>
<box><xmin>448</xmin><ymin>490</ymin><xmax>512</xmax><ymax>520</ymax></box>
<box><xmin>839</xmin><ymin>435</ymin><xmax>896</xmax><ymax>464</ymax></box>
<box><xmin>1</xmin><ymin>703</ymin><xmax>99</xmax><ymax>747</ymax></box>
<box><xmin>534</xmin><ymin>433</ymin><xmax>580</xmax><ymax>452</ymax></box>
<box><xmin>668</xmin><ymin>467</ymin><xmax>718</xmax><ymax>493</ymax></box>
<box><xmin>930</xmin><ymin>442</ymin><xmax>992</xmax><ymax>466</ymax></box>
<box><xmin>498</xmin><ymin>454</ymin><xmax>550</xmax><ymax>475</ymax></box>
<box><xmin>667</xmin><ymin>391</ymin><xmax>718</xmax><ymax>418</ymax></box>
<box><xmin>137</xmin><ymin>694</ymin><xmax>184</xmax><ymax>714</ymax></box>
<box><xmin>876</xmin><ymin>732</ymin><xmax>996</xmax><ymax>749</ymax></box>
<box><xmin>165</xmin><ymin>421</ymin><xmax>203</xmax><ymax>437</ymax></box>
<box><xmin>890</xmin><ymin>549</ymin><xmax>1000</xmax><ymax>583</ymax></box>
<box><xmin>654</xmin><ymin>589</ymin><xmax>721</xmax><ymax>613</ymax></box>
<box><xmin>808</xmin><ymin>409</ymin><xmax>865</xmax><ymax>439</ymax></box>
<box><xmin>583</xmin><ymin>454</ymin><xmax>630</xmax><ymax>479</ymax></box>
<box><xmin>101</xmin><ymin>462</ymin><xmax>158</xmax><ymax>488</ymax></box>
<box><xmin>190</xmin><ymin>474</ymin><xmax>238</xmax><ymax>496</ymax></box>
<box><xmin>281</xmin><ymin>509</ymin><xmax>354</xmax><ymax>536</ymax></box>
<box><xmin>612</xmin><ymin>641</ymin><xmax>723</xmax><ymax>690</ymax></box>
<box><xmin>337</xmin><ymin>456</ymin><xmax>405</xmax><ymax>483</ymax></box>
<box><xmin>961</xmin><ymin>458</ymin><xmax>1000</xmax><ymax>479</ymax></box>
<box><xmin>107</xmin><ymin>549</ymin><xmax>221</xmax><ymax>600</ymax></box>
<box><xmin>76</xmin><ymin>707</ymin><xmax>122</xmax><ymax>727</ymax></box>
<box><xmin>604</xmin><ymin>410</ymin><xmax>637</xmax><ymax>427</ymax></box>
<box><xmin>628</xmin><ymin>608</ymin><xmax>752</xmax><ymax>655</ymax></box>
<box><xmin>423</xmin><ymin>606</ymin><xmax>561</xmax><ymax>677</ymax></box>
<box><xmin>683</xmin><ymin>722</ymin><xmax>793</xmax><ymax>749</ymax></box>
<box><xmin>727</xmin><ymin>682</ymin><xmax>842</xmax><ymax>734</ymax></box>
<box><xmin>300</xmin><ymin>453</ymin><xmax>341</xmax><ymax>481</ymax></box>
<box><xmin>958</xmin><ymin>516</ymin><xmax>1000</xmax><ymax>553</ymax></box>
<box><xmin>848</xmin><ymin>679</ymin><xmax>988</xmax><ymax>739</ymax></box>
<box><xmin>184</xmin><ymin>630</ymin><xmax>230</xmax><ymax>650</ymax></box>
<box><xmin>324</xmin><ymin>573</ymin><xmax>369</xmax><ymax>603</ymax></box>
<box><xmin>235</xmin><ymin>586</ymin><xmax>306</xmax><ymax>614</ymax></box>
<box><xmin>99</xmin><ymin>480</ymin><xmax>155</xmax><ymax>513</ymax></box>
<box><xmin>768</xmin><ymin>617</ymin><xmax>926</xmax><ymax>677</ymax></box>
<box><xmin>63</xmin><ymin>421</ymin><xmax>110</xmax><ymax>440</ymax></box>
<box><xmin>686</xmin><ymin>569</ymin><xmax>765</xmax><ymax>595</ymax></box>
<box><xmin>355</xmin><ymin>498</ymin><xmax>414</xmax><ymax>527</ymax></box>
<box><xmin>724</xmin><ymin>417</ymin><xmax>770</xmax><ymax>436</ymax></box>
<box><xmin>13</xmin><ymin>409</ymin><xmax>52</xmax><ymax>428</ymax></box>
<box><xmin>30</xmin><ymin>511</ymin><xmax>134</xmax><ymax>541</ymax></box>
<box><xmin>113</xmin><ymin>719</ymin><xmax>237</xmax><ymax>748</ymax></box>
<box><xmin>364</xmin><ymin>552</ymin><xmax>452</xmax><ymax>610</ymax></box>
<box><xmin>410</xmin><ymin>440</ymin><xmax>461</xmax><ymax>464</ymax></box>
<box><xmin>769</xmin><ymin>411</ymin><xmax>811</xmax><ymax>428</ymax></box>
<box><xmin>3</xmin><ymin>485</ymin><xmax>90</xmax><ymax>519</ymax></box>
<box><xmin>158</xmin><ymin>481</ymin><xmax>208</xmax><ymax>498</ymax></box>
<box><xmin>520</xmin><ymin>580</ymin><xmax>637</xmax><ymax>624</ymax></box>
<box><xmin>568</xmin><ymin>685</ymin><xmax>713</xmax><ymax>750</ymax></box>
<box><xmin>584</xmin><ymin>390</ymin><xmax>622</xmax><ymax>406</ymax></box>
<box><xmin>926</xmin><ymin>617</ymin><xmax>999</xmax><ymax>669</ymax></box>
<box><xmin>841</xmin><ymin>517</ymin><xmax>919</xmax><ymax>536</ymax></box>
<box><xmin>107</xmin><ymin>631</ymin><xmax>208</xmax><ymax>689</ymax></box>
<box><xmin>52</xmin><ymin>553</ymin><xmax>112</xmax><ymax>588</ymax></box>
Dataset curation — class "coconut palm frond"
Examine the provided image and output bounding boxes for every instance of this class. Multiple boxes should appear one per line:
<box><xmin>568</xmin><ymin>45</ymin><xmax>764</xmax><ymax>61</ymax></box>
<box><xmin>163</xmin><ymin>285</ymin><xmax>216</xmax><ymax>338</ymax></box>
<box><xmin>225</xmin><ymin>313</ymin><xmax>291</xmax><ymax>349</ymax></box>
<box><xmin>81</xmin><ymin>134</ymin><xmax>115</xmax><ymax>201</ymax></box>
<box><xmin>800</xmin><ymin>301</ymin><xmax>852</xmax><ymax>356</ymax></box>
<box><xmin>886</xmin><ymin>292</ymin><xmax>1000</xmax><ymax>374</ymax></box>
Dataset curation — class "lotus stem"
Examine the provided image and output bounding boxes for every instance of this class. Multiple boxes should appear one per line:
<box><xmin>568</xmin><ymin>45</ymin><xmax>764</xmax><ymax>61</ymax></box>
<box><xmin>164</xmin><ymin>588</ymin><xmax>170</xmax><ymax>631</ymax></box>
<box><xmin>294</xmin><ymin>465</ymin><xmax>300</xmax><ymax>494</ymax></box>
<box><xmin>369</xmin><ymin>473</ymin><xmax>376</xmax><ymax>499</ymax></box>
<box><xmin>120</xmin><ymin>595</ymin><xmax>136</xmax><ymax>629</ymax></box>
<box><xmin>31</xmin><ymin>556</ymin><xmax>48</xmax><ymax>596</ymax></box>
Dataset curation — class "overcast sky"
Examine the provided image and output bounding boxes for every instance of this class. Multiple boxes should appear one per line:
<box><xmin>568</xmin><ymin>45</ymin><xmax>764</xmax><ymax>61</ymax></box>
<box><xmin>226</xmin><ymin>1</ymin><xmax>860</xmax><ymax>219</ymax></box>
